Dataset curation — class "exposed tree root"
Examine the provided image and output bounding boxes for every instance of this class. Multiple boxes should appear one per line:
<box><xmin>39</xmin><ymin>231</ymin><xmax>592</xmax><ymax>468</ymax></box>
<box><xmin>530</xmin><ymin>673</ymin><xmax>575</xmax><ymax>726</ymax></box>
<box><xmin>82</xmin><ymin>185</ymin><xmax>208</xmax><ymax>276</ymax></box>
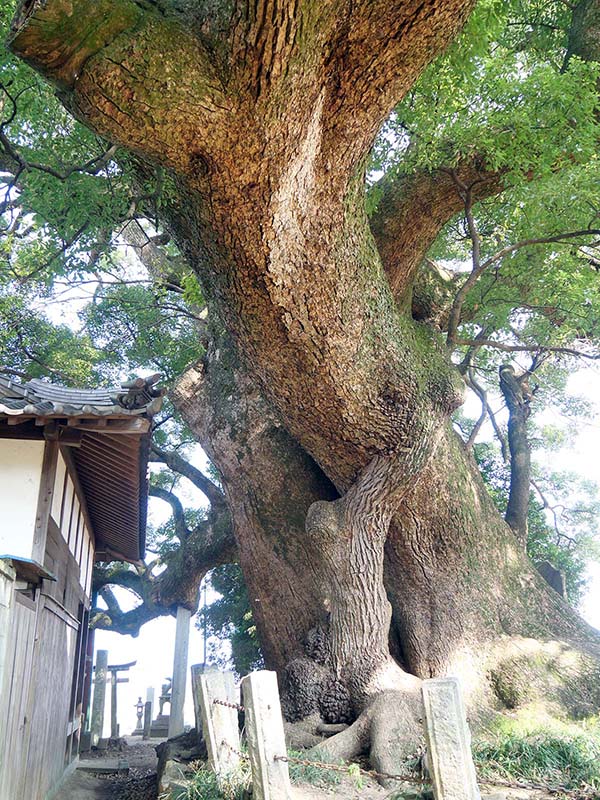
<box><xmin>305</xmin><ymin>688</ymin><xmax>424</xmax><ymax>787</ymax></box>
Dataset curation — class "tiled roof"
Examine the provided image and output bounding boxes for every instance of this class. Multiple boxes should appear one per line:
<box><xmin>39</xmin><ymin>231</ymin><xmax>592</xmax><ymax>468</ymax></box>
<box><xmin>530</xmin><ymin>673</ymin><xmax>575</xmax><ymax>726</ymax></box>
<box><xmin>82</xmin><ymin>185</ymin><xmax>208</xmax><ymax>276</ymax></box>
<box><xmin>0</xmin><ymin>374</ymin><xmax>164</xmax><ymax>418</ymax></box>
<box><xmin>0</xmin><ymin>374</ymin><xmax>165</xmax><ymax>563</ymax></box>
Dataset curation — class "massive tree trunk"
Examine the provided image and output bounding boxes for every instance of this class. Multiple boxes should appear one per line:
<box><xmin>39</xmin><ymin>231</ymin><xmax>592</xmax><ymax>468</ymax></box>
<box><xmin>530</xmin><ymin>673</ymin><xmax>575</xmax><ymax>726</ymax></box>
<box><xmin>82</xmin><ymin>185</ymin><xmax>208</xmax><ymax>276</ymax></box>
<box><xmin>10</xmin><ymin>0</ymin><xmax>600</xmax><ymax>764</ymax></box>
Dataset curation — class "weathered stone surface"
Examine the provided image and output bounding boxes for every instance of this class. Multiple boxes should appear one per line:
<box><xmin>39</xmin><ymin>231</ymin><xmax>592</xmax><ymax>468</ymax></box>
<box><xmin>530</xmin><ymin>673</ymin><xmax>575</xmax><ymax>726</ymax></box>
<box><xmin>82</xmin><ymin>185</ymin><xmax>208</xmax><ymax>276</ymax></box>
<box><xmin>422</xmin><ymin>677</ymin><xmax>480</xmax><ymax>800</ymax></box>
<box><xmin>536</xmin><ymin>561</ymin><xmax>567</xmax><ymax>599</ymax></box>
<box><xmin>242</xmin><ymin>670</ymin><xmax>293</xmax><ymax>800</ymax></box>
<box><xmin>198</xmin><ymin>669</ymin><xmax>241</xmax><ymax>778</ymax></box>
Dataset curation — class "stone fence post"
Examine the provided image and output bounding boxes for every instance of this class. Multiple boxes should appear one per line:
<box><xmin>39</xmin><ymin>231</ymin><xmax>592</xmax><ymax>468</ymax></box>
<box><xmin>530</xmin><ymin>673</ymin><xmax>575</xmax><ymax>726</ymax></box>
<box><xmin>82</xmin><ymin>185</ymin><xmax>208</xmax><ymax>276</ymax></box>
<box><xmin>198</xmin><ymin>669</ymin><xmax>241</xmax><ymax>779</ymax></box>
<box><xmin>422</xmin><ymin>677</ymin><xmax>481</xmax><ymax>800</ymax></box>
<box><xmin>241</xmin><ymin>670</ymin><xmax>292</xmax><ymax>800</ymax></box>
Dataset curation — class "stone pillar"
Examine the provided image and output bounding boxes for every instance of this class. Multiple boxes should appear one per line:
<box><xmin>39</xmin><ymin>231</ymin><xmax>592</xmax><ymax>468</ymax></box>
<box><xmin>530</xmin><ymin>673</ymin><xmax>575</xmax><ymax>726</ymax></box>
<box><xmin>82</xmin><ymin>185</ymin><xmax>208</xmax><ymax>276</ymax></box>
<box><xmin>198</xmin><ymin>669</ymin><xmax>240</xmax><ymax>778</ymax></box>
<box><xmin>90</xmin><ymin>650</ymin><xmax>108</xmax><ymax>746</ymax></box>
<box><xmin>143</xmin><ymin>702</ymin><xmax>152</xmax><ymax>740</ymax></box>
<box><xmin>422</xmin><ymin>677</ymin><xmax>480</xmax><ymax>800</ymax></box>
<box><xmin>168</xmin><ymin>606</ymin><xmax>191</xmax><ymax>738</ymax></box>
<box><xmin>110</xmin><ymin>671</ymin><xmax>118</xmax><ymax>739</ymax></box>
<box><xmin>191</xmin><ymin>664</ymin><xmax>204</xmax><ymax>746</ymax></box>
<box><xmin>146</xmin><ymin>686</ymin><xmax>155</xmax><ymax>720</ymax></box>
<box><xmin>241</xmin><ymin>670</ymin><xmax>292</xmax><ymax>800</ymax></box>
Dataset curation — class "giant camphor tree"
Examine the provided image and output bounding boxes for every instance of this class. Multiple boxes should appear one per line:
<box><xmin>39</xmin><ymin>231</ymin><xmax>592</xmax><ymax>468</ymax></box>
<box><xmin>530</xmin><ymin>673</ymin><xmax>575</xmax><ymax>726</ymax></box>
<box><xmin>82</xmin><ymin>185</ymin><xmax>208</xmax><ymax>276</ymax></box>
<box><xmin>4</xmin><ymin>0</ymin><xmax>600</xmax><ymax>771</ymax></box>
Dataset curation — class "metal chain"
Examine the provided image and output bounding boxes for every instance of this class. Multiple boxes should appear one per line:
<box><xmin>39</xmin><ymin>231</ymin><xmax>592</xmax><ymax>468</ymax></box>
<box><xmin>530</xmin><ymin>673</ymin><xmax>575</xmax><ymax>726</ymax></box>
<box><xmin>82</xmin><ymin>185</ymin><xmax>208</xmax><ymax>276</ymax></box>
<box><xmin>221</xmin><ymin>740</ymin><xmax>249</xmax><ymax>761</ymax></box>
<box><xmin>274</xmin><ymin>753</ymin><xmax>428</xmax><ymax>786</ymax></box>
<box><xmin>213</xmin><ymin>698</ymin><xmax>245</xmax><ymax>712</ymax></box>
<box><xmin>219</xmin><ymin>728</ymin><xmax>594</xmax><ymax>798</ymax></box>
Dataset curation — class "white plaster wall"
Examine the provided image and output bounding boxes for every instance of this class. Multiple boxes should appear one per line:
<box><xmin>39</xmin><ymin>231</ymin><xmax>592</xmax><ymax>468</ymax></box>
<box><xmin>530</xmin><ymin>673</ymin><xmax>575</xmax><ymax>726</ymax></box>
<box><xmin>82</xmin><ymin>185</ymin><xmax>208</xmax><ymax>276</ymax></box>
<box><xmin>0</xmin><ymin>439</ymin><xmax>44</xmax><ymax>560</ymax></box>
<box><xmin>50</xmin><ymin>451</ymin><xmax>67</xmax><ymax>525</ymax></box>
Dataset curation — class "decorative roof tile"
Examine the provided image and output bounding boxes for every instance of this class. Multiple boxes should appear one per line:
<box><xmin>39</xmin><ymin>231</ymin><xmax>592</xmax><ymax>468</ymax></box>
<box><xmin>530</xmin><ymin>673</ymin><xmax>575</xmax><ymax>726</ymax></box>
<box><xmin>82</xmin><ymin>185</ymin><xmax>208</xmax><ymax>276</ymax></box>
<box><xmin>0</xmin><ymin>374</ymin><xmax>165</xmax><ymax>419</ymax></box>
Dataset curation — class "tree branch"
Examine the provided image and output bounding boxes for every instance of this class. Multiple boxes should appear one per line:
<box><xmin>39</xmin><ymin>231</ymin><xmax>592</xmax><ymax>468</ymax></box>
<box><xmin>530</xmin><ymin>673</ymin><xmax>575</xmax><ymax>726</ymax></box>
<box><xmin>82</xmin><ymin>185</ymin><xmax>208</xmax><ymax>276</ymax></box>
<box><xmin>320</xmin><ymin>0</ymin><xmax>476</xmax><ymax>166</ymax></box>
<box><xmin>149</xmin><ymin>485</ymin><xmax>189</xmax><ymax>543</ymax></box>
<box><xmin>455</xmin><ymin>338</ymin><xmax>600</xmax><ymax>360</ymax></box>
<box><xmin>370</xmin><ymin>162</ymin><xmax>504</xmax><ymax>304</ymax></box>
<box><xmin>8</xmin><ymin>0</ymin><xmax>230</xmax><ymax>173</ymax></box>
<box><xmin>447</xmin><ymin>228</ymin><xmax>600</xmax><ymax>348</ymax></box>
<box><xmin>464</xmin><ymin>369</ymin><xmax>487</xmax><ymax>450</ymax></box>
<box><xmin>464</xmin><ymin>369</ymin><xmax>509</xmax><ymax>461</ymax></box>
<box><xmin>91</xmin><ymin>505</ymin><xmax>237</xmax><ymax>635</ymax></box>
<box><xmin>150</xmin><ymin>444</ymin><xmax>224</xmax><ymax>509</ymax></box>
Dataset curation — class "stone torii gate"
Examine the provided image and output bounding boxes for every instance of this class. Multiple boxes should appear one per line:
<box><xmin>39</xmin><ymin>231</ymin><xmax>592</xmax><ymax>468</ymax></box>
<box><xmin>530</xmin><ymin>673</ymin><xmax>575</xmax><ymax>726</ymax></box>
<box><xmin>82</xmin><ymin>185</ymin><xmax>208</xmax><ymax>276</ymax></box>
<box><xmin>90</xmin><ymin>651</ymin><xmax>136</xmax><ymax>743</ymax></box>
<box><xmin>108</xmin><ymin>660</ymin><xmax>136</xmax><ymax>739</ymax></box>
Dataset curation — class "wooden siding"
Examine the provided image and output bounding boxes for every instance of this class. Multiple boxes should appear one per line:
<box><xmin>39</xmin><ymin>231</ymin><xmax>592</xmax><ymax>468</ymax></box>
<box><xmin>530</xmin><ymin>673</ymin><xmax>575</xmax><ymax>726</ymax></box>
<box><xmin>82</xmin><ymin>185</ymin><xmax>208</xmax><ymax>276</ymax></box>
<box><xmin>0</xmin><ymin>523</ymin><xmax>88</xmax><ymax>800</ymax></box>
<box><xmin>50</xmin><ymin>451</ymin><xmax>94</xmax><ymax>601</ymax></box>
<box><xmin>22</xmin><ymin>596</ymin><xmax>78</xmax><ymax>799</ymax></box>
<box><xmin>0</xmin><ymin>594</ymin><xmax>37</xmax><ymax>800</ymax></box>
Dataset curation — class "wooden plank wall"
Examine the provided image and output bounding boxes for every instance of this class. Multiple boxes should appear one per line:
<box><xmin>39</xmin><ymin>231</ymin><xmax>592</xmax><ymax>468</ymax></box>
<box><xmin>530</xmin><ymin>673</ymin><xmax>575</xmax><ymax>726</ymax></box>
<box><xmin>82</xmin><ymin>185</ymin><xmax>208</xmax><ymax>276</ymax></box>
<box><xmin>0</xmin><ymin>484</ymin><xmax>91</xmax><ymax>798</ymax></box>
<box><xmin>22</xmin><ymin>596</ymin><xmax>78</xmax><ymax>799</ymax></box>
<box><xmin>51</xmin><ymin>450</ymin><xmax>94</xmax><ymax>601</ymax></box>
<box><xmin>0</xmin><ymin>594</ymin><xmax>37</xmax><ymax>800</ymax></box>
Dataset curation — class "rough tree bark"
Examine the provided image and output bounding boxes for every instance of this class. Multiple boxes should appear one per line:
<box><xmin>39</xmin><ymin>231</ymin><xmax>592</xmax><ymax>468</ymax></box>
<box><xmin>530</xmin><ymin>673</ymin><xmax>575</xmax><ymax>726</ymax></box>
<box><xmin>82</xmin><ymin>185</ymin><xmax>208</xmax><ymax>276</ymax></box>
<box><xmin>9</xmin><ymin>0</ymin><xmax>600</xmax><ymax>768</ymax></box>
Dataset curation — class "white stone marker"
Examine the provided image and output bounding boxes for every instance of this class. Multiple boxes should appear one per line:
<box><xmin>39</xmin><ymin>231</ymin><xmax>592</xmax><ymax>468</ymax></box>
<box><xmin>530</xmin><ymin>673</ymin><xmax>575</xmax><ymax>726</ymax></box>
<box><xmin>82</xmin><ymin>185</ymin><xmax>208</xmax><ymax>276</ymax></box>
<box><xmin>422</xmin><ymin>677</ymin><xmax>481</xmax><ymax>800</ymax></box>
<box><xmin>198</xmin><ymin>669</ymin><xmax>241</xmax><ymax>779</ymax></box>
<box><xmin>241</xmin><ymin>670</ymin><xmax>292</xmax><ymax>800</ymax></box>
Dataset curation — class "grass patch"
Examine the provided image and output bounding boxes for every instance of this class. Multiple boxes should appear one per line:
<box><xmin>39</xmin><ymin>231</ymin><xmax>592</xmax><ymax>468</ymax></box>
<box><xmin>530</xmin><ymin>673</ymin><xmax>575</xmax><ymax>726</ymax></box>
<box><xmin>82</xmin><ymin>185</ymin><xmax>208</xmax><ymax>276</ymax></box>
<box><xmin>184</xmin><ymin>761</ymin><xmax>251</xmax><ymax>800</ymax></box>
<box><xmin>473</xmin><ymin>714</ymin><xmax>600</xmax><ymax>793</ymax></box>
<box><xmin>286</xmin><ymin>749</ymin><xmax>343</xmax><ymax>788</ymax></box>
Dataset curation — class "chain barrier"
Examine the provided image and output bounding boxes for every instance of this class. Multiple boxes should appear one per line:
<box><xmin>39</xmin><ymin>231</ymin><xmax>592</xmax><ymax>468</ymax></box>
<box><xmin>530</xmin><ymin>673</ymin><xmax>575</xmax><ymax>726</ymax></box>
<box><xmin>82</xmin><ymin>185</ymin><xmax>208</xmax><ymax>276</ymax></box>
<box><xmin>479</xmin><ymin>775</ymin><xmax>596</xmax><ymax>798</ymax></box>
<box><xmin>274</xmin><ymin>752</ymin><xmax>429</xmax><ymax>786</ymax></box>
<box><xmin>221</xmin><ymin>739</ymin><xmax>249</xmax><ymax>761</ymax></box>
<box><xmin>214</xmin><ymin>695</ymin><xmax>592</xmax><ymax>799</ymax></box>
<box><xmin>221</xmin><ymin>739</ymin><xmax>594</xmax><ymax>797</ymax></box>
<box><xmin>213</xmin><ymin>698</ymin><xmax>245</xmax><ymax>712</ymax></box>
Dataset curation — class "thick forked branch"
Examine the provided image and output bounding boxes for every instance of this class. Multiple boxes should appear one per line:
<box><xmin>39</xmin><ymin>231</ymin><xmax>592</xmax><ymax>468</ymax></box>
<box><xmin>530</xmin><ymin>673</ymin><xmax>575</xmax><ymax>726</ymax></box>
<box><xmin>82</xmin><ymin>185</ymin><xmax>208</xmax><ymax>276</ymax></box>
<box><xmin>370</xmin><ymin>163</ymin><xmax>504</xmax><ymax>304</ymax></box>
<box><xmin>8</xmin><ymin>0</ymin><xmax>230</xmax><ymax>173</ymax></box>
<box><xmin>319</xmin><ymin>0</ymin><xmax>476</xmax><ymax>164</ymax></box>
<box><xmin>91</xmin><ymin>508</ymin><xmax>237</xmax><ymax>635</ymax></box>
<box><xmin>150</xmin><ymin>485</ymin><xmax>189</xmax><ymax>543</ymax></box>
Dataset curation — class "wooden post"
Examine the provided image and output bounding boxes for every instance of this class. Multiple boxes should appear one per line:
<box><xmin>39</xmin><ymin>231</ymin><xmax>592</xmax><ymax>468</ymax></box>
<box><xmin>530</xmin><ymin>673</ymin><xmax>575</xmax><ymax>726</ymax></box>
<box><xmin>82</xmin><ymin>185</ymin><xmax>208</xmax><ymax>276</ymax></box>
<box><xmin>422</xmin><ymin>677</ymin><xmax>480</xmax><ymax>800</ymax></box>
<box><xmin>241</xmin><ymin>670</ymin><xmax>292</xmax><ymax>800</ymax></box>
<box><xmin>90</xmin><ymin>650</ymin><xmax>108</xmax><ymax>746</ymax></box>
<box><xmin>198</xmin><ymin>669</ymin><xmax>240</xmax><ymax>778</ymax></box>
<box><xmin>110</xmin><ymin>671</ymin><xmax>118</xmax><ymax>739</ymax></box>
<box><xmin>168</xmin><ymin>605</ymin><xmax>191</xmax><ymax>738</ymax></box>
<box><xmin>143</xmin><ymin>701</ymin><xmax>152</xmax><ymax>740</ymax></box>
<box><xmin>32</xmin><ymin>438</ymin><xmax>58</xmax><ymax>563</ymax></box>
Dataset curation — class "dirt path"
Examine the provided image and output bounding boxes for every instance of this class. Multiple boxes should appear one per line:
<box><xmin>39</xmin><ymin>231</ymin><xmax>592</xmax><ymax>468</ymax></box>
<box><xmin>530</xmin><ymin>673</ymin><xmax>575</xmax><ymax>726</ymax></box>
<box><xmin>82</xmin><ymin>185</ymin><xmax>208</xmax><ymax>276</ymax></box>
<box><xmin>53</xmin><ymin>740</ymin><xmax>159</xmax><ymax>800</ymax></box>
